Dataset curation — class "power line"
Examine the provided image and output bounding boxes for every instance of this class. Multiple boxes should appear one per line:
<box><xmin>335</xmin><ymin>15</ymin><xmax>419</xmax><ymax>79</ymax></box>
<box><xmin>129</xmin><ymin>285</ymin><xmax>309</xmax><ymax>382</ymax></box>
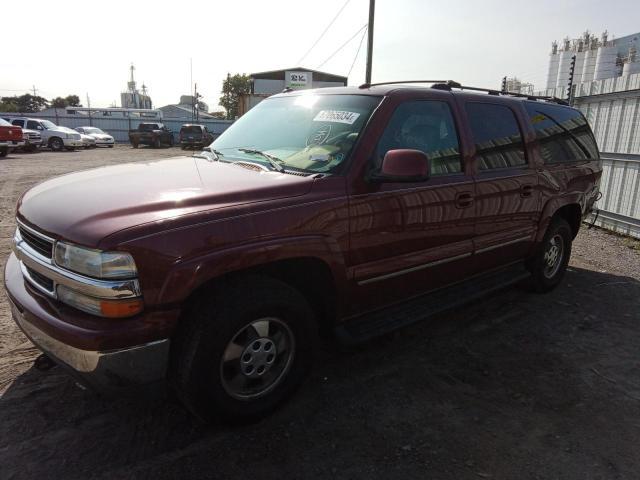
<box><xmin>347</xmin><ymin>26</ymin><xmax>368</xmax><ymax>79</ymax></box>
<box><xmin>317</xmin><ymin>23</ymin><xmax>368</xmax><ymax>70</ymax></box>
<box><xmin>296</xmin><ymin>0</ymin><xmax>351</xmax><ymax>65</ymax></box>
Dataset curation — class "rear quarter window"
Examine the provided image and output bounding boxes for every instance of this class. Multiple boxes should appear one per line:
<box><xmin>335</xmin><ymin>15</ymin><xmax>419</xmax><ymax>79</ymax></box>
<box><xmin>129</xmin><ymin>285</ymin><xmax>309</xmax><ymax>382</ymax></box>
<box><xmin>524</xmin><ymin>102</ymin><xmax>599</xmax><ymax>163</ymax></box>
<box><xmin>465</xmin><ymin>102</ymin><xmax>527</xmax><ymax>170</ymax></box>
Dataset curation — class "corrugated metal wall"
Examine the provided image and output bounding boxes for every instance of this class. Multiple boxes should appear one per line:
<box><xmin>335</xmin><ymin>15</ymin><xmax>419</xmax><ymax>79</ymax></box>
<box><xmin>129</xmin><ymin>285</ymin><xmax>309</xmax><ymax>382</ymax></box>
<box><xmin>572</xmin><ymin>78</ymin><xmax>640</xmax><ymax>238</ymax></box>
<box><xmin>0</xmin><ymin>112</ymin><xmax>233</xmax><ymax>143</ymax></box>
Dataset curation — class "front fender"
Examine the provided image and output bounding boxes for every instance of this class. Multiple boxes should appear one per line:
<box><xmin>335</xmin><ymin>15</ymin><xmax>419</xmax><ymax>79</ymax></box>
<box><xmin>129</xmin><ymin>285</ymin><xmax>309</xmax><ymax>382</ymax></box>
<box><xmin>157</xmin><ymin>235</ymin><xmax>348</xmax><ymax>306</ymax></box>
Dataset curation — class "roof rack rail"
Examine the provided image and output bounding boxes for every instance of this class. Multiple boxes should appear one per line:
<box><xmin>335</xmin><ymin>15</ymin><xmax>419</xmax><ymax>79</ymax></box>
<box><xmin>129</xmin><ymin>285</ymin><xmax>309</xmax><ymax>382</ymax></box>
<box><xmin>358</xmin><ymin>79</ymin><xmax>569</xmax><ymax>105</ymax></box>
<box><xmin>358</xmin><ymin>80</ymin><xmax>457</xmax><ymax>89</ymax></box>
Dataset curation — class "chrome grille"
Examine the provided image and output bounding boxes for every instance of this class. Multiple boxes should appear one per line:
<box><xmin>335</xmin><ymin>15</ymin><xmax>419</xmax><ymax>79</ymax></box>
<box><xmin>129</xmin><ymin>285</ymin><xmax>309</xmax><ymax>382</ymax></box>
<box><xmin>25</xmin><ymin>265</ymin><xmax>54</xmax><ymax>292</ymax></box>
<box><xmin>18</xmin><ymin>225</ymin><xmax>53</xmax><ymax>259</ymax></box>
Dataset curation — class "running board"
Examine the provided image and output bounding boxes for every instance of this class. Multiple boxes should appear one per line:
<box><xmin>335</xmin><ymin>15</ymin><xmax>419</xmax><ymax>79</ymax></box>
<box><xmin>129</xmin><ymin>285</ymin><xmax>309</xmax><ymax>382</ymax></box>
<box><xmin>335</xmin><ymin>262</ymin><xmax>531</xmax><ymax>345</ymax></box>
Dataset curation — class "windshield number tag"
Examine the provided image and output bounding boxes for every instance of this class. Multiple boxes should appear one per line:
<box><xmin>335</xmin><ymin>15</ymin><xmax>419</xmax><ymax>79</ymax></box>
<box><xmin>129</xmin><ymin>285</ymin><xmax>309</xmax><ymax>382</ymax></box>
<box><xmin>313</xmin><ymin>110</ymin><xmax>360</xmax><ymax>125</ymax></box>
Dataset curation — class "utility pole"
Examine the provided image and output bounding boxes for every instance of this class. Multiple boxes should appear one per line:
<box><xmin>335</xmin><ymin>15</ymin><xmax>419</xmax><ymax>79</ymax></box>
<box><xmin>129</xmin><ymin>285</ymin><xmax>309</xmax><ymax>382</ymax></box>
<box><xmin>365</xmin><ymin>0</ymin><xmax>375</xmax><ymax>85</ymax></box>
<box><xmin>87</xmin><ymin>93</ymin><xmax>92</xmax><ymax>126</ymax></box>
<box><xmin>567</xmin><ymin>54</ymin><xmax>577</xmax><ymax>105</ymax></box>
<box><xmin>195</xmin><ymin>83</ymin><xmax>199</xmax><ymax>123</ymax></box>
<box><xmin>32</xmin><ymin>85</ymin><xmax>37</xmax><ymax>97</ymax></box>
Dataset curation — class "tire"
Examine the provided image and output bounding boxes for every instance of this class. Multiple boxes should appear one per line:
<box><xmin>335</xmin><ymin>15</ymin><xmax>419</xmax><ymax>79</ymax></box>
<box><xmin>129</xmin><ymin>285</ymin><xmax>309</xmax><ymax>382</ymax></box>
<box><xmin>153</xmin><ymin>138</ymin><xmax>161</xmax><ymax>148</ymax></box>
<box><xmin>108</xmin><ymin>145</ymin><xmax>114</xmax><ymax>148</ymax></box>
<box><xmin>0</xmin><ymin>147</ymin><xmax>7</xmax><ymax>157</ymax></box>
<box><xmin>132</xmin><ymin>142</ymin><xmax>139</xmax><ymax>149</ymax></box>
<box><xmin>49</xmin><ymin>137</ymin><xmax>64</xmax><ymax>151</ymax></box>
<box><xmin>65</xmin><ymin>147</ymin><xmax>75</xmax><ymax>151</ymax></box>
<box><xmin>169</xmin><ymin>275</ymin><xmax>317</xmax><ymax>423</ymax></box>
<box><xmin>528</xmin><ymin>217</ymin><xmax>572</xmax><ymax>293</ymax></box>
<box><xmin>169</xmin><ymin>136</ymin><xmax>174</xmax><ymax>147</ymax></box>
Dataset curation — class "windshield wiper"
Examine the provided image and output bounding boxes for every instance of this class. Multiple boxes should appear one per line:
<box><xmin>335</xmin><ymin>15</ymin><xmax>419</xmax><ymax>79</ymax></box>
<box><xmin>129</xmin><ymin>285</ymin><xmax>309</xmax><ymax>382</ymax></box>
<box><xmin>238</xmin><ymin>148</ymin><xmax>285</xmax><ymax>173</ymax></box>
<box><xmin>192</xmin><ymin>148</ymin><xmax>223</xmax><ymax>162</ymax></box>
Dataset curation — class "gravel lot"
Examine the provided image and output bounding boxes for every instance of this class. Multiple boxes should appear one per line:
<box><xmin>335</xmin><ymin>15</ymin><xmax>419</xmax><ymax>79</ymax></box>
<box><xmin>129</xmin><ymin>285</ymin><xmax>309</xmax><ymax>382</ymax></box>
<box><xmin>1</xmin><ymin>146</ymin><xmax>640</xmax><ymax>480</ymax></box>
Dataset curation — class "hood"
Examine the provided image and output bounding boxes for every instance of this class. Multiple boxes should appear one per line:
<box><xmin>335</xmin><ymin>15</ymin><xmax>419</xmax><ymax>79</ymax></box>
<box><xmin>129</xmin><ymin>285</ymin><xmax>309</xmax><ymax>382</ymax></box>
<box><xmin>57</xmin><ymin>126</ymin><xmax>79</xmax><ymax>134</ymax></box>
<box><xmin>17</xmin><ymin>156</ymin><xmax>314</xmax><ymax>246</ymax></box>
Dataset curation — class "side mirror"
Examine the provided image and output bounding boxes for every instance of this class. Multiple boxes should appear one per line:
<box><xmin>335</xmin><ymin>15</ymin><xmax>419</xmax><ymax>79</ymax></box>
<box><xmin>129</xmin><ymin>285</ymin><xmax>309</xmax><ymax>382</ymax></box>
<box><xmin>371</xmin><ymin>149</ymin><xmax>430</xmax><ymax>182</ymax></box>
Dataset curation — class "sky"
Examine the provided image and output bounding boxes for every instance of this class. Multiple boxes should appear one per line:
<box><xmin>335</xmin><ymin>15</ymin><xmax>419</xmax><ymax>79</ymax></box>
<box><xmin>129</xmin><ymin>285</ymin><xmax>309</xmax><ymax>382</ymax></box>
<box><xmin>2</xmin><ymin>0</ymin><xmax>639</xmax><ymax>111</ymax></box>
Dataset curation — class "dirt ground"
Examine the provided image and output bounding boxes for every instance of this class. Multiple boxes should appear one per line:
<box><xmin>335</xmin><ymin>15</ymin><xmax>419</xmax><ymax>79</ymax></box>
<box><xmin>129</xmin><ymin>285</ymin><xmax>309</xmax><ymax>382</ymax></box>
<box><xmin>1</xmin><ymin>146</ymin><xmax>640</xmax><ymax>480</ymax></box>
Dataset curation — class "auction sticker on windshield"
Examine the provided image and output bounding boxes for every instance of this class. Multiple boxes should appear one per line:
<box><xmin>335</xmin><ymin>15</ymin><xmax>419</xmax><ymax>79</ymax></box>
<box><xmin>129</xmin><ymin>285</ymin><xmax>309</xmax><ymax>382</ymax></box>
<box><xmin>313</xmin><ymin>110</ymin><xmax>361</xmax><ymax>124</ymax></box>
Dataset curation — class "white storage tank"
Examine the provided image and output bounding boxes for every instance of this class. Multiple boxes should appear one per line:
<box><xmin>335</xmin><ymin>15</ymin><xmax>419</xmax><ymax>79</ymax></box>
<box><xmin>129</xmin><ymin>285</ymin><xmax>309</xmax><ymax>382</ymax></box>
<box><xmin>622</xmin><ymin>61</ymin><xmax>640</xmax><ymax>76</ymax></box>
<box><xmin>581</xmin><ymin>48</ymin><xmax>598</xmax><ymax>83</ymax></box>
<box><xmin>556</xmin><ymin>48</ymin><xmax>574</xmax><ymax>88</ymax></box>
<box><xmin>594</xmin><ymin>45</ymin><xmax>619</xmax><ymax>81</ymax></box>
<box><xmin>546</xmin><ymin>52</ymin><xmax>560</xmax><ymax>90</ymax></box>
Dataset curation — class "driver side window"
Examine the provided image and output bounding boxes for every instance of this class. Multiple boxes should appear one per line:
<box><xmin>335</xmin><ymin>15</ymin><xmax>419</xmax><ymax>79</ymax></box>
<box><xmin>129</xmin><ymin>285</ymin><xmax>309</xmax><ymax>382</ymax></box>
<box><xmin>374</xmin><ymin>100</ymin><xmax>462</xmax><ymax>175</ymax></box>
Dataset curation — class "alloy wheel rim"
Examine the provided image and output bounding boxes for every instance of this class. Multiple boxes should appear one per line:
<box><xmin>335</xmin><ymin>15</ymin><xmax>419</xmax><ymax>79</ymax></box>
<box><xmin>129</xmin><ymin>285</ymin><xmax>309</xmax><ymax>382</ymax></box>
<box><xmin>543</xmin><ymin>234</ymin><xmax>564</xmax><ymax>279</ymax></box>
<box><xmin>220</xmin><ymin>317</ymin><xmax>295</xmax><ymax>400</ymax></box>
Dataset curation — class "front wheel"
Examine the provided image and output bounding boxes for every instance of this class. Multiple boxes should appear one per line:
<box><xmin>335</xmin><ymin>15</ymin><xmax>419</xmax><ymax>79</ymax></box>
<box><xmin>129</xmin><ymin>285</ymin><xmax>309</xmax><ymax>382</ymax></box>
<box><xmin>49</xmin><ymin>137</ymin><xmax>64</xmax><ymax>151</ymax></box>
<box><xmin>528</xmin><ymin>217</ymin><xmax>572</xmax><ymax>292</ymax></box>
<box><xmin>0</xmin><ymin>147</ymin><xmax>7</xmax><ymax>157</ymax></box>
<box><xmin>170</xmin><ymin>275</ymin><xmax>316</xmax><ymax>423</ymax></box>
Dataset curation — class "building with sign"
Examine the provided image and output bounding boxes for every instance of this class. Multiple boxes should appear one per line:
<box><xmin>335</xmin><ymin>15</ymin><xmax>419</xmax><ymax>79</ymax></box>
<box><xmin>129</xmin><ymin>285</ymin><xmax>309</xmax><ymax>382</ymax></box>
<box><xmin>250</xmin><ymin>67</ymin><xmax>347</xmax><ymax>94</ymax></box>
<box><xmin>238</xmin><ymin>67</ymin><xmax>348</xmax><ymax>117</ymax></box>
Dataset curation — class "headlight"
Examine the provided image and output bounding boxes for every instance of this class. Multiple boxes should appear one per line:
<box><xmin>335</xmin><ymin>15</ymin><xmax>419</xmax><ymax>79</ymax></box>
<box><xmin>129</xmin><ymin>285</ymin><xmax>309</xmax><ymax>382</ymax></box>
<box><xmin>54</xmin><ymin>242</ymin><xmax>137</xmax><ymax>279</ymax></box>
<box><xmin>57</xmin><ymin>284</ymin><xmax>143</xmax><ymax>318</ymax></box>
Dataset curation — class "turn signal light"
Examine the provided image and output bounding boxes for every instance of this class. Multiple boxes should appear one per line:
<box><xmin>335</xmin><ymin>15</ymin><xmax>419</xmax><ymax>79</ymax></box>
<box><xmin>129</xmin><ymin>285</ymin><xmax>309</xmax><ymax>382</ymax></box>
<box><xmin>100</xmin><ymin>299</ymin><xmax>144</xmax><ymax>318</ymax></box>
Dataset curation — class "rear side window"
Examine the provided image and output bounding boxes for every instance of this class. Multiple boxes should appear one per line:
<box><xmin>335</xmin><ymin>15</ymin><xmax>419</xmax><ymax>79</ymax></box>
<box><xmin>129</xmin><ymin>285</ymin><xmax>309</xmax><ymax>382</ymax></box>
<box><xmin>26</xmin><ymin>120</ymin><xmax>41</xmax><ymax>130</ymax></box>
<box><xmin>466</xmin><ymin>103</ymin><xmax>526</xmax><ymax>170</ymax></box>
<box><xmin>374</xmin><ymin>100</ymin><xmax>462</xmax><ymax>175</ymax></box>
<box><xmin>524</xmin><ymin>102</ymin><xmax>599</xmax><ymax>163</ymax></box>
<box><xmin>11</xmin><ymin>120</ymin><xmax>24</xmax><ymax>128</ymax></box>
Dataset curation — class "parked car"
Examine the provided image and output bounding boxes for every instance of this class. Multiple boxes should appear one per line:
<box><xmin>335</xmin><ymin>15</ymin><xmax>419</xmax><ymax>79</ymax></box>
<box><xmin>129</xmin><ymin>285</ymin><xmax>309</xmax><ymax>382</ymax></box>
<box><xmin>179</xmin><ymin>124</ymin><xmax>214</xmax><ymax>149</ymax></box>
<box><xmin>128</xmin><ymin>122</ymin><xmax>173</xmax><ymax>148</ymax></box>
<box><xmin>78</xmin><ymin>133</ymin><xmax>97</xmax><ymax>149</ymax></box>
<box><xmin>20</xmin><ymin>129</ymin><xmax>43</xmax><ymax>152</ymax></box>
<box><xmin>75</xmin><ymin>127</ymin><xmax>115</xmax><ymax>148</ymax></box>
<box><xmin>5</xmin><ymin>83</ymin><xmax>602</xmax><ymax>422</ymax></box>
<box><xmin>0</xmin><ymin>118</ymin><xmax>24</xmax><ymax>156</ymax></box>
<box><xmin>5</xmin><ymin>117</ymin><xmax>83</xmax><ymax>151</ymax></box>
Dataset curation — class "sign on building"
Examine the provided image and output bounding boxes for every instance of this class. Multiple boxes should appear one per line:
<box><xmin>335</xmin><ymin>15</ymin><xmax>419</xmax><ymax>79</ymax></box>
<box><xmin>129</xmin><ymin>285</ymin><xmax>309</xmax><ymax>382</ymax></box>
<box><xmin>285</xmin><ymin>71</ymin><xmax>313</xmax><ymax>90</ymax></box>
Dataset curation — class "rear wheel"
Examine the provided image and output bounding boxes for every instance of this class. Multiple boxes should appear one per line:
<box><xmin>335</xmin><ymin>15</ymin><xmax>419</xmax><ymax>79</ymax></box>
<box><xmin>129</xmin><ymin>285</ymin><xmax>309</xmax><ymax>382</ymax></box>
<box><xmin>170</xmin><ymin>275</ymin><xmax>317</xmax><ymax>423</ymax></box>
<box><xmin>528</xmin><ymin>217</ymin><xmax>572</xmax><ymax>292</ymax></box>
<box><xmin>0</xmin><ymin>147</ymin><xmax>7</xmax><ymax>157</ymax></box>
<box><xmin>132</xmin><ymin>142</ymin><xmax>139</xmax><ymax>149</ymax></box>
<box><xmin>153</xmin><ymin>138</ymin><xmax>161</xmax><ymax>148</ymax></box>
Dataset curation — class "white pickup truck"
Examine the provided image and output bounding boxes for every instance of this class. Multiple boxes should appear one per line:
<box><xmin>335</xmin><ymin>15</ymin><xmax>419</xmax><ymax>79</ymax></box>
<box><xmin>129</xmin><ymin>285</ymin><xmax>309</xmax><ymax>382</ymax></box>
<box><xmin>5</xmin><ymin>117</ymin><xmax>83</xmax><ymax>151</ymax></box>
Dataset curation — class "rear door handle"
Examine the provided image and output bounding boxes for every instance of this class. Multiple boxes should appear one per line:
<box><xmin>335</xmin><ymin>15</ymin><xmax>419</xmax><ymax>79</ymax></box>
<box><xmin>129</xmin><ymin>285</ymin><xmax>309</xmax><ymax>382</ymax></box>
<box><xmin>520</xmin><ymin>184</ymin><xmax>534</xmax><ymax>197</ymax></box>
<box><xmin>455</xmin><ymin>192</ymin><xmax>474</xmax><ymax>208</ymax></box>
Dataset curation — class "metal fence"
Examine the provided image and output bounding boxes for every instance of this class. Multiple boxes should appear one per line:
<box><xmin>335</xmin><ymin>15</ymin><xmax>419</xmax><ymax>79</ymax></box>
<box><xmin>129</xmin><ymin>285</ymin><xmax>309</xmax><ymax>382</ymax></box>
<box><xmin>0</xmin><ymin>110</ymin><xmax>233</xmax><ymax>143</ymax></box>
<box><xmin>588</xmin><ymin>153</ymin><xmax>640</xmax><ymax>239</ymax></box>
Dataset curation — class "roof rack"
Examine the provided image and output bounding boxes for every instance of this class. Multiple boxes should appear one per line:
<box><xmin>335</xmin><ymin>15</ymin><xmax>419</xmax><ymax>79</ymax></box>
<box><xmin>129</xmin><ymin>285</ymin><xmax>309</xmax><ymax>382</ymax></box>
<box><xmin>358</xmin><ymin>80</ymin><xmax>569</xmax><ymax>105</ymax></box>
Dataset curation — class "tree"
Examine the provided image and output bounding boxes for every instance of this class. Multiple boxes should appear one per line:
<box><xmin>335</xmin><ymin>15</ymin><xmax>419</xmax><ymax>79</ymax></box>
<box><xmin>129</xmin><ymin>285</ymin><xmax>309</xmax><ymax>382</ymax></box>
<box><xmin>65</xmin><ymin>95</ymin><xmax>81</xmax><ymax>107</ymax></box>
<box><xmin>51</xmin><ymin>97</ymin><xmax>67</xmax><ymax>108</ymax></box>
<box><xmin>50</xmin><ymin>94</ymin><xmax>82</xmax><ymax>108</ymax></box>
<box><xmin>0</xmin><ymin>94</ymin><xmax>48</xmax><ymax>113</ymax></box>
<box><xmin>219</xmin><ymin>73</ymin><xmax>251</xmax><ymax>120</ymax></box>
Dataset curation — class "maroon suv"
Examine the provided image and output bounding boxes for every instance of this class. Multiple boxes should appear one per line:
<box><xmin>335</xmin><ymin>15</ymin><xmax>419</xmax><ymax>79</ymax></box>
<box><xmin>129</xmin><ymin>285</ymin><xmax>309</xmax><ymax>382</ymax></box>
<box><xmin>4</xmin><ymin>82</ymin><xmax>602</xmax><ymax>421</ymax></box>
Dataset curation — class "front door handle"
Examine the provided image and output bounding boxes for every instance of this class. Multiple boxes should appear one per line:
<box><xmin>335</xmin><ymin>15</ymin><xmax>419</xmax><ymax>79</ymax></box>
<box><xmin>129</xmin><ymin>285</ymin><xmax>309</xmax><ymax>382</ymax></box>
<box><xmin>521</xmin><ymin>184</ymin><xmax>534</xmax><ymax>197</ymax></box>
<box><xmin>455</xmin><ymin>192</ymin><xmax>474</xmax><ymax>208</ymax></box>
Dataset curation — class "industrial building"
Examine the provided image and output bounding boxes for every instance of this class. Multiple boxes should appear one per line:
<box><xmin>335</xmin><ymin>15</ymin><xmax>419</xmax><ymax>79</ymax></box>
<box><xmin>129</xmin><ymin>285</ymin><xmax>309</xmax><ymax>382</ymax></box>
<box><xmin>120</xmin><ymin>64</ymin><xmax>153</xmax><ymax>109</ymax></box>
<box><xmin>158</xmin><ymin>95</ymin><xmax>222</xmax><ymax>120</ymax></box>
<box><xmin>536</xmin><ymin>30</ymin><xmax>640</xmax><ymax>239</ymax></box>
<box><xmin>238</xmin><ymin>67</ymin><xmax>348</xmax><ymax>116</ymax></box>
<box><xmin>504</xmin><ymin>77</ymin><xmax>535</xmax><ymax>95</ymax></box>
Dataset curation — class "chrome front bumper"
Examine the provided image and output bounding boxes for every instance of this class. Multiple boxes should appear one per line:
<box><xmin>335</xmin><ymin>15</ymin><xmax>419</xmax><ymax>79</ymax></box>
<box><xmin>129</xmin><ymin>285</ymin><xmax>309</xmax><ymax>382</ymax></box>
<box><xmin>63</xmin><ymin>139</ymin><xmax>84</xmax><ymax>147</ymax></box>
<box><xmin>5</xmin><ymin>253</ymin><xmax>170</xmax><ymax>392</ymax></box>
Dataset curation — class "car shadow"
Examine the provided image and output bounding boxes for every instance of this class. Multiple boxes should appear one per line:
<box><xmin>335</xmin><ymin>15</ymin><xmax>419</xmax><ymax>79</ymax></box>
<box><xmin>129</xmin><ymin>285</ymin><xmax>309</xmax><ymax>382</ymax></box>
<box><xmin>1</xmin><ymin>267</ymin><xmax>640</xmax><ymax>480</ymax></box>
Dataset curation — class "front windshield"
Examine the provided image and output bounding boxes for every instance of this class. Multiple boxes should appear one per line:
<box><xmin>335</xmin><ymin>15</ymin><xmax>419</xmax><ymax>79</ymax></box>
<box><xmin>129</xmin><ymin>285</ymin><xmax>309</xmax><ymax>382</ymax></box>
<box><xmin>40</xmin><ymin>120</ymin><xmax>57</xmax><ymax>129</ymax></box>
<box><xmin>84</xmin><ymin>127</ymin><xmax>103</xmax><ymax>134</ymax></box>
<box><xmin>212</xmin><ymin>93</ymin><xmax>381</xmax><ymax>173</ymax></box>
